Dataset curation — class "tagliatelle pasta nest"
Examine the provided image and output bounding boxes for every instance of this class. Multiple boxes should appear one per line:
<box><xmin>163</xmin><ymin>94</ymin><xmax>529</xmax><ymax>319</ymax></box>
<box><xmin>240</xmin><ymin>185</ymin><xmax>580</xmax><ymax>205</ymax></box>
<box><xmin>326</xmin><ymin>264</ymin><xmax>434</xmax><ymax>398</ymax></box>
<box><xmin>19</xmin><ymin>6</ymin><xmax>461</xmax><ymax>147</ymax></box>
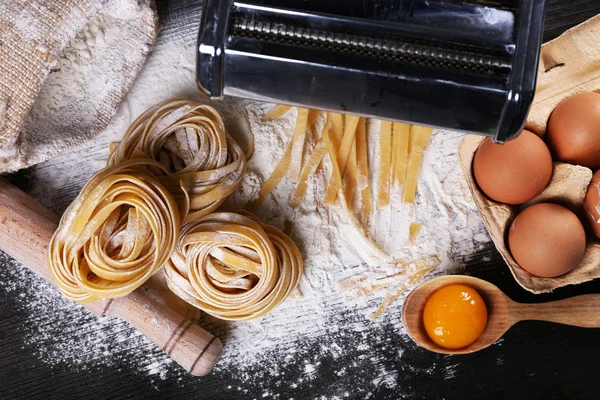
<box><xmin>49</xmin><ymin>99</ymin><xmax>303</xmax><ymax>318</ymax></box>
<box><xmin>49</xmin><ymin>159</ymin><xmax>180</xmax><ymax>303</ymax></box>
<box><xmin>164</xmin><ymin>212</ymin><xmax>303</xmax><ymax>320</ymax></box>
<box><xmin>49</xmin><ymin>99</ymin><xmax>250</xmax><ymax>304</ymax></box>
<box><xmin>107</xmin><ymin>99</ymin><xmax>246</xmax><ymax>222</ymax></box>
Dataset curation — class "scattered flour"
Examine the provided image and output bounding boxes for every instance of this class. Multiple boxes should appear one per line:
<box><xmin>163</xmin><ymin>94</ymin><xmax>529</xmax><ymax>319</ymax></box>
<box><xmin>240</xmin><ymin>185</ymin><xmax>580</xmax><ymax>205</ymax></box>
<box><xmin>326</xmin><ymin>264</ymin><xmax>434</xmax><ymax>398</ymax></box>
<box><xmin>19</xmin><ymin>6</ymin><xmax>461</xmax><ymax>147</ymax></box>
<box><xmin>2</xmin><ymin>7</ymin><xmax>492</xmax><ymax>396</ymax></box>
<box><xmin>0</xmin><ymin>253</ymin><xmax>176</xmax><ymax>382</ymax></box>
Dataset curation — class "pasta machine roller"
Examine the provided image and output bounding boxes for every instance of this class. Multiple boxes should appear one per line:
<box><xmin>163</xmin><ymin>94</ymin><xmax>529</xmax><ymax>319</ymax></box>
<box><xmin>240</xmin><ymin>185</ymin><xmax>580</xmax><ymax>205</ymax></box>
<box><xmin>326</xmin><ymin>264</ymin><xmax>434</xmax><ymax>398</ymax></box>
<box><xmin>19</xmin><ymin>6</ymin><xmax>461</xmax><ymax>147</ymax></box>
<box><xmin>196</xmin><ymin>0</ymin><xmax>546</xmax><ymax>143</ymax></box>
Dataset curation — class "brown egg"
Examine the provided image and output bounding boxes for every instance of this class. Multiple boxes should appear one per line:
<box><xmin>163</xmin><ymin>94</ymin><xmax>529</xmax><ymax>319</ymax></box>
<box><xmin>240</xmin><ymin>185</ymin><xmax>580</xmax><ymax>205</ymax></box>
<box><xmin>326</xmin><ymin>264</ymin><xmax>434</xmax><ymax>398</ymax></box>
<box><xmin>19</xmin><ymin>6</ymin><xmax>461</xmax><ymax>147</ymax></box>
<box><xmin>584</xmin><ymin>170</ymin><xmax>600</xmax><ymax>239</ymax></box>
<box><xmin>547</xmin><ymin>92</ymin><xmax>600</xmax><ymax>170</ymax></box>
<box><xmin>508</xmin><ymin>203</ymin><xmax>586</xmax><ymax>278</ymax></box>
<box><xmin>473</xmin><ymin>130</ymin><xmax>553</xmax><ymax>205</ymax></box>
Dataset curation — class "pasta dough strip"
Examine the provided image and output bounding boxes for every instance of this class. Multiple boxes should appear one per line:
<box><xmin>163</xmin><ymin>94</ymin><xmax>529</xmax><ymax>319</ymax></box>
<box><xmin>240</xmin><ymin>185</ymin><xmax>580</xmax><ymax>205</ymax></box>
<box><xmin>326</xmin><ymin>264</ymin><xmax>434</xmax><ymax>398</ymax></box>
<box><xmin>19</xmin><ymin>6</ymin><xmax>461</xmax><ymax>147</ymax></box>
<box><xmin>392</xmin><ymin>122</ymin><xmax>410</xmax><ymax>186</ymax></box>
<box><xmin>307</xmin><ymin>109</ymin><xmax>321</xmax><ymax>141</ymax></box>
<box><xmin>251</xmin><ymin>108</ymin><xmax>309</xmax><ymax>209</ymax></box>
<box><xmin>249</xmin><ymin>141</ymin><xmax>293</xmax><ymax>210</ymax></box>
<box><xmin>325</xmin><ymin>115</ymin><xmax>360</xmax><ymax>204</ymax></box>
<box><xmin>377</xmin><ymin>121</ymin><xmax>392</xmax><ymax>208</ymax></box>
<box><xmin>263</xmin><ymin>105</ymin><xmax>292</xmax><ymax>121</ymax></box>
<box><xmin>371</xmin><ymin>256</ymin><xmax>440</xmax><ymax>321</ymax></box>
<box><xmin>330</xmin><ymin>113</ymin><xmax>344</xmax><ymax>152</ymax></box>
<box><xmin>287</xmin><ymin>108</ymin><xmax>309</xmax><ymax>184</ymax></box>
<box><xmin>409</xmin><ymin>222</ymin><xmax>422</xmax><ymax>242</ymax></box>
<box><xmin>164</xmin><ymin>212</ymin><xmax>303</xmax><ymax>320</ymax></box>
<box><xmin>291</xmin><ymin>116</ymin><xmax>329</xmax><ymax>208</ymax></box>
<box><xmin>343</xmin><ymin>138</ymin><xmax>358</xmax><ymax>208</ymax></box>
<box><xmin>356</xmin><ymin>118</ymin><xmax>371</xmax><ymax>225</ymax></box>
<box><xmin>403</xmin><ymin>126</ymin><xmax>433</xmax><ymax>203</ymax></box>
<box><xmin>291</xmin><ymin>142</ymin><xmax>327</xmax><ymax>208</ymax></box>
<box><xmin>322</xmin><ymin>129</ymin><xmax>389</xmax><ymax>261</ymax></box>
<box><xmin>323</xmin><ymin>121</ymin><xmax>344</xmax><ymax>203</ymax></box>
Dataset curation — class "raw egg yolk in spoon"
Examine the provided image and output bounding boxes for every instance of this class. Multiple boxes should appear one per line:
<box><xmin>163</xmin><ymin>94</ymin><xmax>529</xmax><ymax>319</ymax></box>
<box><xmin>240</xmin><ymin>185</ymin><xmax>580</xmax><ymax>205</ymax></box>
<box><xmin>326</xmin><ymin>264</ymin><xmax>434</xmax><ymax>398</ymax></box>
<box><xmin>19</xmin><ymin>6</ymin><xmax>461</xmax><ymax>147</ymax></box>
<box><xmin>422</xmin><ymin>284</ymin><xmax>488</xmax><ymax>349</ymax></box>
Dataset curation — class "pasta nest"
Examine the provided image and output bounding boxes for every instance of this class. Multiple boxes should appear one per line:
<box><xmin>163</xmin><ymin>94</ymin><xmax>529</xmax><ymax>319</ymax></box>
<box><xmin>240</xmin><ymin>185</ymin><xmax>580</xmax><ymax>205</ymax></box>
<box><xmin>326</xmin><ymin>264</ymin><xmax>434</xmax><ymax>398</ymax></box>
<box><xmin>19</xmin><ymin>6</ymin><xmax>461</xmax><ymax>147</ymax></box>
<box><xmin>49</xmin><ymin>159</ymin><xmax>180</xmax><ymax>303</ymax></box>
<box><xmin>164</xmin><ymin>212</ymin><xmax>303</xmax><ymax>320</ymax></box>
<box><xmin>107</xmin><ymin>99</ymin><xmax>246</xmax><ymax>222</ymax></box>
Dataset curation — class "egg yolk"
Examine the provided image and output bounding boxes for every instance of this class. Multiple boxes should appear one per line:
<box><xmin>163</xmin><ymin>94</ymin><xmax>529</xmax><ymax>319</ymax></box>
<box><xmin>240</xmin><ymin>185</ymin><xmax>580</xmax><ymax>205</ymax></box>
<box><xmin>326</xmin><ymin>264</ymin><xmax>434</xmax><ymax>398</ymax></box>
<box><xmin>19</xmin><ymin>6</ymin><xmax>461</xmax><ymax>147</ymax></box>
<box><xmin>423</xmin><ymin>284</ymin><xmax>488</xmax><ymax>350</ymax></box>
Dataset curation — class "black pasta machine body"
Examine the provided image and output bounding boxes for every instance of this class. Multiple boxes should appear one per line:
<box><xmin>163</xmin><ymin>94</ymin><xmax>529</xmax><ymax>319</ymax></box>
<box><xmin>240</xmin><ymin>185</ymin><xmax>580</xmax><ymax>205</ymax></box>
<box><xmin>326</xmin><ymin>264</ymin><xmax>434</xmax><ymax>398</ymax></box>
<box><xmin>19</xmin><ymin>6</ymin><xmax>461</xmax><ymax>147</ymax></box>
<box><xmin>196</xmin><ymin>0</ymin><xmax>546</xmax><ymax>143</ymax></box>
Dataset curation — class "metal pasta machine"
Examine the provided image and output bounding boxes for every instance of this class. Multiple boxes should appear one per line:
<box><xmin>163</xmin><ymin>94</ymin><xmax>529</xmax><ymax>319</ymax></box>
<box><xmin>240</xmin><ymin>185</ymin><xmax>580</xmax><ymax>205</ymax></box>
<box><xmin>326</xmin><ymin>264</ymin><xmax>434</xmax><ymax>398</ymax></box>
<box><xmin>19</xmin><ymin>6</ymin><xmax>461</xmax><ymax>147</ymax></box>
<box><xmin>196</xmin><ymin>0</ymin><xmax>546</xmax><ymax>142</ymax></box>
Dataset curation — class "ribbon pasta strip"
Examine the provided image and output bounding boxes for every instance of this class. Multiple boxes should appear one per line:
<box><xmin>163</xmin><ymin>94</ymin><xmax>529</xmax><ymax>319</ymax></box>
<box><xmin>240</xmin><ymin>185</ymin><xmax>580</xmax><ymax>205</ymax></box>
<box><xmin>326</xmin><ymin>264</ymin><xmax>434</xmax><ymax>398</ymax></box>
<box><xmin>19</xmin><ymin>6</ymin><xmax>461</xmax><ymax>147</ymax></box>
<box><xmin>107</xmin><ymin>99</ymin><xmax>246</xmax><ymax>222</ymax></box>
<box><xmin>164</xmin><ymin>212</ymin><xmax>303</xmax><ymax>320</ymax></box>
<box><xmin>48</xmin><ymin>159</ymin><xmax>180</xmax><ymax>303</ymax></box>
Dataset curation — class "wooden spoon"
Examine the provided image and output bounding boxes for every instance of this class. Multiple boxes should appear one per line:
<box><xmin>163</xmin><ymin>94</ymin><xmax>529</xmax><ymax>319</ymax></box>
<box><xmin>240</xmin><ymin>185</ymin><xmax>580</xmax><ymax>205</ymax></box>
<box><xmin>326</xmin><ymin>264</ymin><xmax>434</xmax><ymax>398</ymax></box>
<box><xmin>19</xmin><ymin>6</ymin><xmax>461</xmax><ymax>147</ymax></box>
<box><xmin>402</xmin><ymin>275</ymin><xmax>600</xmax><ymax>354</ymax></box>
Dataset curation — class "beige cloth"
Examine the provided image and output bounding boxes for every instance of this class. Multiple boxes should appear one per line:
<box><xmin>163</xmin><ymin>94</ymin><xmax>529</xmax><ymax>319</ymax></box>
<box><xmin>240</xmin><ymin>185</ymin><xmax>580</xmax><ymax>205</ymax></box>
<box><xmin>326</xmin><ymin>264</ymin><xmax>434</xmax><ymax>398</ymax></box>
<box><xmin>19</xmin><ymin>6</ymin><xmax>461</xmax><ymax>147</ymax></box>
<box><xmin>0</xmin><ymin>0</ymin><xmax>157</xmax><ymax>172</ymax></box>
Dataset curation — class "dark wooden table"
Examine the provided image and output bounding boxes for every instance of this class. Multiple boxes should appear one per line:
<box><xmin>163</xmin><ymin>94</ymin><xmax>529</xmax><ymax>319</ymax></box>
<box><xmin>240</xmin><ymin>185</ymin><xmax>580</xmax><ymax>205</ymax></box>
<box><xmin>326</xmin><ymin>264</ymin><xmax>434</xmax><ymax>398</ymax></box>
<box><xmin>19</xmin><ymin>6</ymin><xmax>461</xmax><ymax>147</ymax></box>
<box><xmin>1</xmin><ymin>1</ymin><xmax>600</xmax><ymax>399</ymax></box>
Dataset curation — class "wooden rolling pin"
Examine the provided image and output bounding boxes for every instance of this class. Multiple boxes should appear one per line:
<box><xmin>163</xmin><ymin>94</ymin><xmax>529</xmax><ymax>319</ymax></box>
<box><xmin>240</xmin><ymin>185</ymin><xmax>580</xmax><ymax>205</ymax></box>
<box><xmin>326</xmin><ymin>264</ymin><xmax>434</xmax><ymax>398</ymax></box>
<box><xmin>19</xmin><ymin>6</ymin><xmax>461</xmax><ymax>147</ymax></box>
<box><xmin>0</xmin><ymin>177</ymin><xmax>222</xmax><ymax>376</ymax></box>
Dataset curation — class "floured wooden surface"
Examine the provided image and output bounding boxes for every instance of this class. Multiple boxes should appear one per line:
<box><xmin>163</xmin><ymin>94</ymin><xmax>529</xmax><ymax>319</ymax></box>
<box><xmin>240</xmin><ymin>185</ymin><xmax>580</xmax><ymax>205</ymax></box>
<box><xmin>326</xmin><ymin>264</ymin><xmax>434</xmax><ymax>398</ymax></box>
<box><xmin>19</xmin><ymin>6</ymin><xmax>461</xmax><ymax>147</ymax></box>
<box><xmin>459</xmin><ymin>135</ymin><xmax>599</xmax><ymax>293</ymax></box>
<box><xmin>2</xmin><ymin>0</ymin><xmax>600</xmax><ymax>398</ymax></box>
<box><xmin>0</xmin><ymin>0</ymin><xmax>490</xmax><ymax>394</ymax></box>
<box><xmin>527</xmin><ymin>15</ymin><xmax>600</xmax><ymax>135</ymax></box>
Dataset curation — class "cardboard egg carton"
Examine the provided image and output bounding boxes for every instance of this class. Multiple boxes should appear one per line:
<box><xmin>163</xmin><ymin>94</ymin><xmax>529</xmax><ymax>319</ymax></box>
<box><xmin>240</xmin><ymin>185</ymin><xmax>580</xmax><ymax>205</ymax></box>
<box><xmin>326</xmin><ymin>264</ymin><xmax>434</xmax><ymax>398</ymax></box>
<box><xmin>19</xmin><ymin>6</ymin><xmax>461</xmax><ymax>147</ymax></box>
<box><xmin>526</xmin><ymin>15</ymin><xmax>600</xmax><ymax>136</ymax></box>
<box><xmin>458</xmin><ymin>15</ymin><xmax>600</xmax><ymax>294</ymax></box>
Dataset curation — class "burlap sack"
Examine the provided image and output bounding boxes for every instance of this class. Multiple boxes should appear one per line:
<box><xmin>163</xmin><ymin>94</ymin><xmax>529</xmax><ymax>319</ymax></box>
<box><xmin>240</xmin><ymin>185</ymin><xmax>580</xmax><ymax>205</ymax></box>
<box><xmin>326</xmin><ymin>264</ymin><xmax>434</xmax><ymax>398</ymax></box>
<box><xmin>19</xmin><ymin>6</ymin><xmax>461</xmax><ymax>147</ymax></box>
<box><xmin>0</xmin><ymin>0</ymin><xmax>157</xmax><ymax>172</ymax></box>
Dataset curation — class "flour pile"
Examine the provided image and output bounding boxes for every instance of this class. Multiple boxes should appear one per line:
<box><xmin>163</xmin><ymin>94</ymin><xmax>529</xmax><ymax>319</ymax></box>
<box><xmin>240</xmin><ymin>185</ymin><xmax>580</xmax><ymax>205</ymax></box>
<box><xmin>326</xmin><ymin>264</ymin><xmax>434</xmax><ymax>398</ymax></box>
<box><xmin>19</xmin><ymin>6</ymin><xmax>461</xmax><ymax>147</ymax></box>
<box><xmin>0</xmin><ymin>13</ymin><xmax>491</xmax><ymax>395</ymax></box>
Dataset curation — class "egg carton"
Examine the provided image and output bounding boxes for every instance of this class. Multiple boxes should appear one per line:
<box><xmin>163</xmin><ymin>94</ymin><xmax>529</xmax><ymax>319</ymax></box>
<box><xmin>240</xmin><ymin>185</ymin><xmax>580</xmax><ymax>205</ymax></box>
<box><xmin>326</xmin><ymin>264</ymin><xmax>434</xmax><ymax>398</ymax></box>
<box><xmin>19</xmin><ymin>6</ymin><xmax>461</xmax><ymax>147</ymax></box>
<box><xmin>458</xmin><ymin>14</ymin><xmax>600</xmax><ymax>294</ymax></box>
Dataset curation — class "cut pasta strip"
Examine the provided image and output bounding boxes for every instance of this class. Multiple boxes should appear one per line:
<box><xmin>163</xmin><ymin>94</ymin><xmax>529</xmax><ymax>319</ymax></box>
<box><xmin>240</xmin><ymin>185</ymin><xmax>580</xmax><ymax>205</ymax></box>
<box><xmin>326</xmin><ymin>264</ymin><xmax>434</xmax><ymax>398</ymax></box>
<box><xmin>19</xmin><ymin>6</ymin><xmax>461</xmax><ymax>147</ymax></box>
<box><xmin>291</xmin><ymin>114</ymin><xmax>331</xmax><ymax>207</ymax></box>
<box><xmin>409</xmin><ymin>222</ymin><xmax>422</xmax><ymax>242</ymax></box>
<box><xmin>249</xmin><ymin>140</ymin><xmax>293</xmax><ymax>210</ymax></box>
<box><xmin>287</xmin><ymin>108</ymin><xmax>309</xmax><ymax>184</ymax></box>
<box><xmin>164</xmin><ymin>212</ymin><xmax>303</xmax><ymax>320</ymax></box>
<box><xmin>403</xmin><ymin>125</ymin><xmax>434</xmax><ymax>203</ymax></box>
<box><xmin>339</xmin><ymin>115</ymin><xmax>360</xmax><ymax>173</ymax></box>
<box><xmin>318</xmin><ymin>114</ymin><xmax>389</xmax><ymax>260</ymax></box>
<box><xmin>107</xmin><ymin>99</ymin><xmax>246</xmax><ymax>222</ymax></box>
<box><xmin>392</xmin><ymin>122</ymin><xmax>410</xmax><ymax>186</ymax></box>
<box><xmin>292</xmin><ymin>141</ymin><xmax>327</xmax><ymax>208</ymax></box>
<box><xmin>307</xmin><ymin>109</ymin><xmax>321</xmax><ymax>140</ymax></box>
<box><xmin>339</xmin><ymin>273</ymin><xmax>396</xmax><ymax>297</ymax></box>
<box><xmin>49</xmin><ymin>159</ymin><xmax>180</xmax><ymax>303</ymax></box>
<box><xmin>370</xmin><ymin>256</ymin><xmax>440</xmax><ymax>321</ymax></box>
<box><xmin>330</xmin><ymin>113</ymin><xmax>344</xmax><ymax>152</ymax></box>
<box><xmin>339</xmin><ymin>261</ymin><xmax>416</xmax><ymax>297</ymax></box>
<box><xmin>250</xmin><ymin>108</ymin><xmax>309</xmax><ymax>209</ymax></box>
<box><xmin>377</xmin><ymin>120</ymin><xmax>392</xmax><ymax>208</ymax></box>
<box><xmin>325</xmin><ymin>115</ymin><xmax>360</xmax><ymax>204</ymax></box>
<box><xmin>343</xmin><ymin>139</ymin><xmax>358</xmax><ymax>208</ymax></box>
<box><xmin>263</xmin><ymin>105</ymin><xmax>292</xmax><ymax>121</ymax></box>
<box><xmin>408</xmin><ymin>125</ymin><xmax>416</xmax><ymax>155</ymax></box>
<box><xmin>356</xmin><ymin>117</ymin><xmax>371</xmax><ymax>225</ymax></box>
<box><xmin>312</xmin><ymin>112</ymin><xmax>331</xmax><ymax>171</ymax></box>
<box><xmin>323</xmin><ymin>120</ymin><xmax>344</xmax><ymax>202</ymax></box>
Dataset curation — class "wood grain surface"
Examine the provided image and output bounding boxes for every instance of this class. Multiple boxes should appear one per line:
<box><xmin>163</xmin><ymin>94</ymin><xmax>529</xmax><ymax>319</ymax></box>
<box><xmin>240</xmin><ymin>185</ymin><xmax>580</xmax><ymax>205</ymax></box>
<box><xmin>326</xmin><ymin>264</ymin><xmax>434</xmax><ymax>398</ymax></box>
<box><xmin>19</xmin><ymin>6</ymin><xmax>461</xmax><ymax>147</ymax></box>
<box><xmin>2</xmin><ymin>1</ymin><xmax>600</xmax><ymax>399</ymax></box>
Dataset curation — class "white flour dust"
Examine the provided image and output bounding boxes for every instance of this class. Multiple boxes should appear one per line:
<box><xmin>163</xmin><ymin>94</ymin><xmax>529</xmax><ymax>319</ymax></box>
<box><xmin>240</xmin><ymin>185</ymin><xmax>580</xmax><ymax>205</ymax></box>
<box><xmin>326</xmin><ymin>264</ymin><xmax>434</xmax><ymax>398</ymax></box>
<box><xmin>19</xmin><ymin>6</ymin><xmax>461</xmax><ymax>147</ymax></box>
<box><xmin>1</xmin><ymin>16</ymin><xmax>491</xmax><ymax>396</ymax></box>
<box><xmin>0</xmin><ymin>253</ymin><xmax>176</xmax><ymax>382</ymax></box>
